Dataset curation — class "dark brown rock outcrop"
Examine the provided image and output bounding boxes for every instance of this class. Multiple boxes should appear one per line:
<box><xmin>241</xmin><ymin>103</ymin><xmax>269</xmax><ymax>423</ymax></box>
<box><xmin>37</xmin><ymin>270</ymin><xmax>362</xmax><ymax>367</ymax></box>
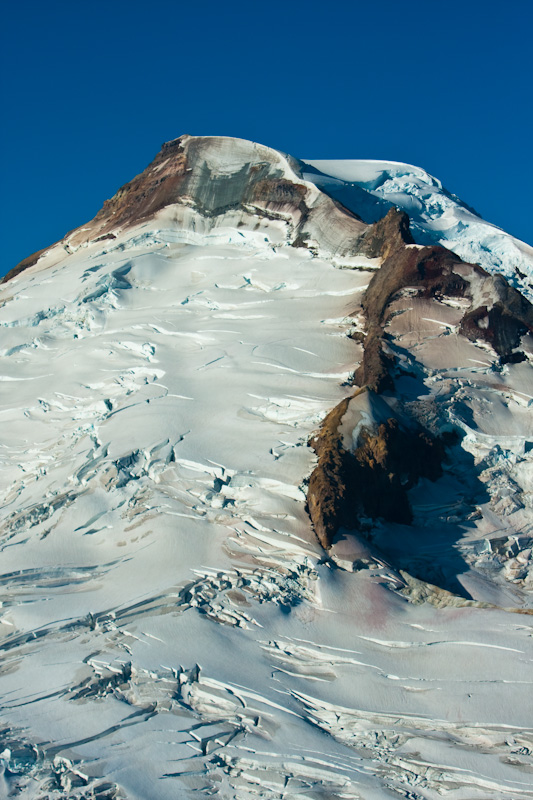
<box><xmin>354</xmin><ymin>223</ymin><xmax>472</xmax><ymax>391</ymax></box>
<box><xmin>459</xmin><ymin>275</ymin><xmax>533</xmax><ymax>361</ymax></box>
<box><xmin>2</xmin><ymin>244</ymin><xmax>60</xmax><ymax>285</ymax></box>
<box><xmin>353</xmin><ymin>210</ymin><xmax>533</xmax><ymax>390</ymax></box>
<box><xmin>307</xmin><ymin>398</ymin><xmax>351</xmax><ymax>550</ymax></box>
<box><xmin>347</xmin><ymin>417</ymin><xmax>443</xmax><ymax>523</ymax></box>
<box><xmin>358</xmin><ymin>206</ymin><xmax>414</xmax><ymax>259</ymax></box>
<box><xmin>307</xmin><ymin>389</ymin><xmax>445</xmax><ymax>550</ymax></box>
<box><xmin>307</xmin><ymin>207</ymin><xmax>533</xmax><ymax>551</ymax></box>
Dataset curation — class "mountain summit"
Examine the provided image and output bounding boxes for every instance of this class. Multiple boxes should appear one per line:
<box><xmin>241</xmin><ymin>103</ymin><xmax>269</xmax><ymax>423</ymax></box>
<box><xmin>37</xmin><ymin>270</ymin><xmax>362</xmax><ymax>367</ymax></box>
<box><xmin>1</xmin><ymin>136</ymin><xmax>532</xmax><ymax>800</ymax></box>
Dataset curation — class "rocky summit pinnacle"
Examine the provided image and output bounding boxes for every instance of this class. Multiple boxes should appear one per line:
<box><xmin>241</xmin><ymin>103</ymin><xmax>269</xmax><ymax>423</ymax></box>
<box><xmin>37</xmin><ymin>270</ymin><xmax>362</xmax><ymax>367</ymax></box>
<box><xmin>1</xmin><ymin>136</ymin><xmax>533</xmax><ymax>800</ymax></box>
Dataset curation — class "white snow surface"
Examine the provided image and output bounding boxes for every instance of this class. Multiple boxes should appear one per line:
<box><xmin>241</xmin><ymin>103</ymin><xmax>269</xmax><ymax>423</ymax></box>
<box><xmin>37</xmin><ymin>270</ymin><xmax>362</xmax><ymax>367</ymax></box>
<box><xmin>0</xmin><ymin>150</ymin><xmax>532</xmax><ymax>799</ymax></box>
<box><xmin>303</xmin><ymin>159</ymin><xmax>533</xmax><ymax>299</ymax></box>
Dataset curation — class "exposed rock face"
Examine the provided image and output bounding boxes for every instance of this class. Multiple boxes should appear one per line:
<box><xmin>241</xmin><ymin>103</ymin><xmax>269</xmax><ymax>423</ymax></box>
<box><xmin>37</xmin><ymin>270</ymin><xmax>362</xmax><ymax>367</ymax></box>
<box><xmin>304</xmin><ymin>157</ymin><xmax>533</xmax><ymax>303</ymax></box>
<box><xmin>2</xmin><ymin>244</ymin><xmax>57</xmax><ymax>284</ymax></box>
<box><xmin>307</xmin><ymin>207</ymin><xmax>533</xmax><ymax>555</ymax></box>
<box><xmin>459</xmin><ymin>274</ymin><xmax>533</xmax><ymax>360</ymax></box>
<box><xmin>307</xmin><ymin>388</ymin><xmax>444</xmax><ymax>550</ymax></box>
<box><xmin>307</xmin><ymin>397</ymin><xmax>351</xmax><ymax>550</ymax></box>
<box><xmin>3</xmin><ymin>136</ymin><xmax>367</xmax><ymax>284</ymax></box>
<box><xmin>355</xmin><ymin>210</ymin><xmax>533</xmax><ymax>387</ymax></box>
<box><xmin>354</xmin><ymin>240</ymin><xmax>470</xmax><ymax>391</ymax></box>
<box><xmin>348</xmin><ymin>418</ymin><xmax>443</xmax><ymax>520</ymax></box>
<box><xmin>357</xmin><ymin>206</ymin><xmax>414</xmax><ymax>259</ymax></box>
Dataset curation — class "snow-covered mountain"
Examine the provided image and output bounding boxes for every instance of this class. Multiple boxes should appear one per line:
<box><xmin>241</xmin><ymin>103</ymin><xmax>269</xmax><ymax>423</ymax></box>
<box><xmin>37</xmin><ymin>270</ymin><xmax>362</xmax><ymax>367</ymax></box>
<box><xmin>1</xmin><ymin>135</ymin><xmax>532</xmax><ymax>800</ymax></box>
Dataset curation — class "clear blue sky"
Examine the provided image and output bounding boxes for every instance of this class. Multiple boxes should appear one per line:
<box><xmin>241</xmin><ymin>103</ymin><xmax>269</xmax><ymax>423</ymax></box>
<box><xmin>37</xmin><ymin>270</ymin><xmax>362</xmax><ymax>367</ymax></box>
<box><xmin>1</xmin><ymin>0</ymin><xmax>531</xmax><ymax>274</ymax></box>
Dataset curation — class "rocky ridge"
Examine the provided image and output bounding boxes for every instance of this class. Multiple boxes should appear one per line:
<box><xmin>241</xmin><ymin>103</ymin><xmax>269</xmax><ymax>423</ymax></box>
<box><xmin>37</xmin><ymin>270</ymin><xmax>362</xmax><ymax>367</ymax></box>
<box><xmin>307</xmin><ymin>206</ymin><xmax>533</xmax><ymax>593</ymax></box>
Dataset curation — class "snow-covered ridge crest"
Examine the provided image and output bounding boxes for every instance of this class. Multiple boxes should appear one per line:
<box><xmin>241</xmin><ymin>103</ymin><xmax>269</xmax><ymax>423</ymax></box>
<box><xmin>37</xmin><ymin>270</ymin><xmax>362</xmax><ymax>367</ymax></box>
<box><xmin>303</xmin><ymin>158</ymin><xmax>533</xmax><ymax>300</ymax></box>
<box><xmin>3</xmin><ymin>136</ymin><xmax>369</xmax><ymax>285</ymax></box>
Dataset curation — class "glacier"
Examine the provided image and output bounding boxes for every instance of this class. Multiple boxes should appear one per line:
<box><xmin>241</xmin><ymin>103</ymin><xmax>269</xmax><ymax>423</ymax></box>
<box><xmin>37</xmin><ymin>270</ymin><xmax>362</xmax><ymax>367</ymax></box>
<box><xmin>0</xmin><ymin>136</ymin><xmax>532</xmax><ymax>800</ymax></box>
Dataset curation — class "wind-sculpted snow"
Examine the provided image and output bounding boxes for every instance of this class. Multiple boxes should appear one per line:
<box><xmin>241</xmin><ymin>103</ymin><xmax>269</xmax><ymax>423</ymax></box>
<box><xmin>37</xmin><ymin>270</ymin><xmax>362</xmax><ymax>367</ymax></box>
<box><xmin>1</xmin><ymin>138</ymin><xmax>533</xmax><ymax>800</ymax></box>
<box><xmin>303</xmin><ymin>160</ymin><xmax>533</xmax><ymax>301</ymax></box>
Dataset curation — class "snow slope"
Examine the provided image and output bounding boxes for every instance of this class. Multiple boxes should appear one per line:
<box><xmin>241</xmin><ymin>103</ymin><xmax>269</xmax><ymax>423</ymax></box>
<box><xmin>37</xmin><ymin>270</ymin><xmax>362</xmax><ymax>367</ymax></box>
<box><xmin>303</xmin><ymin>159</ymin><xmax>533</xmax><ymax>300</ymax></box>
<box><xmin>0</xmin><ymin>137</ymin><xmax>532</xmax><ymax>800</ymax></box>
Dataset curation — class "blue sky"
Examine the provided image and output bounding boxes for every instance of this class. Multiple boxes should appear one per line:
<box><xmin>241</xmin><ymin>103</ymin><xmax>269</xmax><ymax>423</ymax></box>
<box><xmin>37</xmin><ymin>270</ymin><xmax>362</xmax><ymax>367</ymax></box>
<box><xmin>1</xmin><ymin>0</ymin><xmax>531</xmax><ymax>273</ymax></box>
